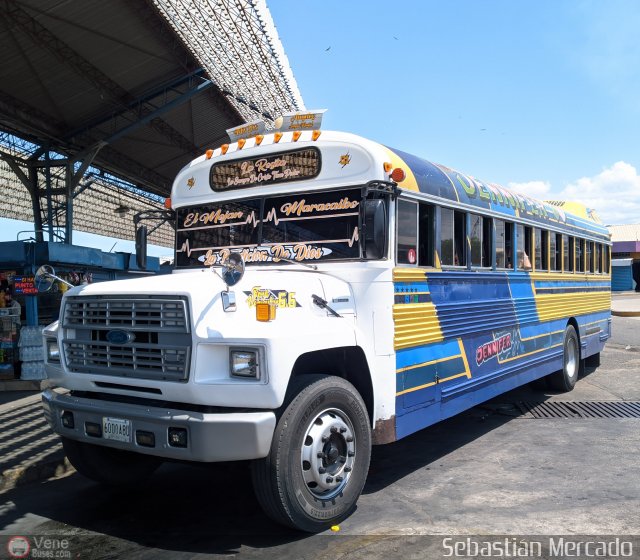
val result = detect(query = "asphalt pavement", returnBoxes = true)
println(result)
[1,308,639,559]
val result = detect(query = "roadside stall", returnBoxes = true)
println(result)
[0,240,163,385]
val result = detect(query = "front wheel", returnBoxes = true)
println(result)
[251,375,372,532]
[548,325,580,392]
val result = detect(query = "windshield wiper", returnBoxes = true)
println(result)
[312,294,342,318]
[274,257,318,270]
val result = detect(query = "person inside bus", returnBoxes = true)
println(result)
[518,250,532,271]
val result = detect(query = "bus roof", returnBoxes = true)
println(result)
[387,145,610,241]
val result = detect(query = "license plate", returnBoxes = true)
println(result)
[102,417,132,442]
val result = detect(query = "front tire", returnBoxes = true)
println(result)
[251,375,372,532]
[548,325,580,392]
[62,437,161,486]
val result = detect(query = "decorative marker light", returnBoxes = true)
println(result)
[292,131,302,142]
[390,167,406,182]
[220,144,229,155]
[237,138,246,149]
[205,149,214,160]
[274,132,283,143]
[164,197,172,209]
[312,130,321,141]
[255,134,264,145]
[383,162,393,173]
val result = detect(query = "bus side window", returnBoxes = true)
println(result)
[496,220,513,268]
[516,224,532,271]
[586,241,594,273]
[496,220,505,268]
[470,214,491,267]
[576,239,584,272]
[596,243,603,273]
[541,230,550,271]
[397,199,418,265]
[534,228,542,271]
[552,233,562,271]
[441,207,466,266]
[483,217,492,267]
[418,203,434,267]
[563,235,573,272]
[454,210,466,266]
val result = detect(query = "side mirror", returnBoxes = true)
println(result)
[135,225,148,270]
[221,252,245,287]
[35,265,56,293]
[364,199,387,259]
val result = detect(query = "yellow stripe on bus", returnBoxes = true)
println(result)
[393,302,443,349]
[529,272,611,282]
[396,371,469,396]
[393,267,427,282]
[535,292,611,322]
[457,338,472,379]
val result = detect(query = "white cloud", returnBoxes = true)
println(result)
[559,161,640,225]
[508,180,552,199]
[510,162,640,226]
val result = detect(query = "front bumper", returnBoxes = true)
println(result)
[42,389,276,462]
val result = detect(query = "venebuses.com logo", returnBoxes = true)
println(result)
[6,535,72,558]
[7,536,30,559]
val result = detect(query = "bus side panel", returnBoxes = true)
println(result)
[393,269,611,441]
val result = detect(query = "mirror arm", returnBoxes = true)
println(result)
[46,272,74,288]
[133,210,175,228]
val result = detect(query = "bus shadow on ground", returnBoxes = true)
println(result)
[0,378,573,556]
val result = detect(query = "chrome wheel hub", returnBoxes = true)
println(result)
[566,337,578,378]
[301,408,356,499]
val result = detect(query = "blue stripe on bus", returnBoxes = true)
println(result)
[396,339,461,370]
[507,274,539,324]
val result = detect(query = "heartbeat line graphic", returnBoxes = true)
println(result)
[179,226,360,257]
[179,238,194,256]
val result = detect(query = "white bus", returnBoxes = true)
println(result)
[41,114,610,532]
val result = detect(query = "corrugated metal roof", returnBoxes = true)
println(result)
[0,0,303,197]
[0,0,304,244]
[609,224,640,242]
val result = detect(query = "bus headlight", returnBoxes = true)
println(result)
[46,340,60,362]
[230,349,259,379]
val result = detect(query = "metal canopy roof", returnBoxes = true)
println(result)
[0,0,303,228]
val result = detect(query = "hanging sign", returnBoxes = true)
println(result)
[226,119,266,142]
[274,110,326,131]
[14,276,37,295]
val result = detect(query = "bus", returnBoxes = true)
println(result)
[41,114,611,532]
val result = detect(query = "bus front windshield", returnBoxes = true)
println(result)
[175,188,362,268]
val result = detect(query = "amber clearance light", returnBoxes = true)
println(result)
[390,167,406,182]
[256,302,276,322]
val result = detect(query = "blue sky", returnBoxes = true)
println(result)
[2,0,637,253]
[269,0,640,225]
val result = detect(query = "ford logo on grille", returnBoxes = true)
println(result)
[106,329,135,345]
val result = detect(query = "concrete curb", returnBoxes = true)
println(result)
[612,310,640,317]
[0,455,74,494]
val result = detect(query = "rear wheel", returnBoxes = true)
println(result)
[251,375,371,532]
[548,325,580,392]
[62,437,161,486]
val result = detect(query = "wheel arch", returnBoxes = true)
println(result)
[567,317,581,356]
[289,346,374,426]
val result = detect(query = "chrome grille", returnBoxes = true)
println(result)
[62,296,191,382]
[63,297,188,332]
